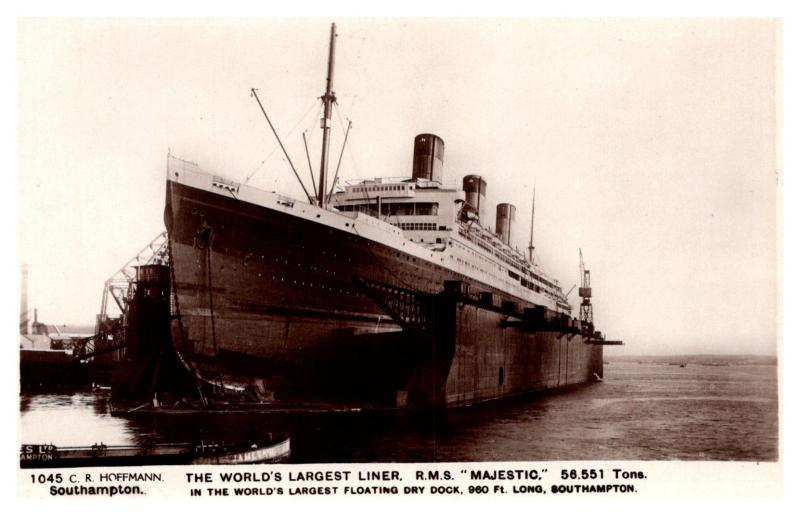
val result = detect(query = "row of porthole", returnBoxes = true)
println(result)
[223,247,502,302]
[192,240,503,303]
[263,275,361,295]
[227,269,371,300]
[193,254,341,279]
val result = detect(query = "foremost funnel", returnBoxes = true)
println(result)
[412,134,444,183]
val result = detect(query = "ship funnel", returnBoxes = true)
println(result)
[495,203,516,245]
[462,175,488,222]
[412,134,444,183]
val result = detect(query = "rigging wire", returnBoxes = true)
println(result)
[297,102,326,198]
[333,102,349,138]
[333,103,363,180]
[250,88,312,202]
[244,98,320,184]
[308,102,324,133]
[302,131,318,199]
[326,118,352,203]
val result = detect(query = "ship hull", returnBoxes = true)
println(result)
[164,179,602,407]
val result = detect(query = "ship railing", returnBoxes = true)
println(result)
[457,225,528,273]
[343,176,410,185]
[456,224,567,299]
[167,154,202,175]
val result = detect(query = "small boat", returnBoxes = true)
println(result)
[192,437,291,465]
[19,434,289,468]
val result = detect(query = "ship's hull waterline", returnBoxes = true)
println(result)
[164,179,603,408]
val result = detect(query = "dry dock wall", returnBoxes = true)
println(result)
[405,297,604,408]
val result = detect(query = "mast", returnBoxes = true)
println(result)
[317,23,338,209]
[527,183,536,263]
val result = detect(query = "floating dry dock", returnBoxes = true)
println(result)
[108,23,623,411]
[110,263,619,411]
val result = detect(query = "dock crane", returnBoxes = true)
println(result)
[579,249,624,346]
[578,248,593,334]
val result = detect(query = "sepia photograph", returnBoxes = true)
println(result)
[14,15,783,499]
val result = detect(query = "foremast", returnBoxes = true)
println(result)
[317,23,338,209]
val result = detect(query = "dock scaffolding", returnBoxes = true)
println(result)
[99,231,169,319]
[72,231,169,363]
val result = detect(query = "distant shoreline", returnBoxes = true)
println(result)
[605,354,777,365]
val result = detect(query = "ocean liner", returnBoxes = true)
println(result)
[163,24,614,408]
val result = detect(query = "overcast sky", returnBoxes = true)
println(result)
[16,18,778,355]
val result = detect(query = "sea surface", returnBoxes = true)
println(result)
[19,362,779,462]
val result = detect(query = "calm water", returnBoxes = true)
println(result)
[19,362,778,462]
